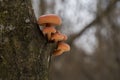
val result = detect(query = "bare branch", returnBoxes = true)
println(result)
[68,0,118,45]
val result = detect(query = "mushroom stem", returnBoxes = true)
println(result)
[42,26,56,40]
[47,33,51,40]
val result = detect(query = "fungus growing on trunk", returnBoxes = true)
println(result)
[38,14,62,40]
[53,42,70,56]
[51,31,67,42]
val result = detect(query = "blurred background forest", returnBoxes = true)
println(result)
[32,0,120,80]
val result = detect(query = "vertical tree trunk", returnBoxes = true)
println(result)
[0,0,56,80]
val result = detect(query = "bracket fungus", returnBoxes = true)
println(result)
[53,42,70,56]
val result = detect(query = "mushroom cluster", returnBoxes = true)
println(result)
[38,14,70,56]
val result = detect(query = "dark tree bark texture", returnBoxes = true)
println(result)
[0,0,56,80]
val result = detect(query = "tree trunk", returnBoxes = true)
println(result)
[0,0,56,80]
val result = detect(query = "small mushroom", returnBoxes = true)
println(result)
[38,14,62,40]
[43,26,56,40]
[53,42,70,56]
[38,14,62,26]
[51,31,67,42]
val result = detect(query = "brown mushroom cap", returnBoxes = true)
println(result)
[57,42,70,52]
[53,42,70,56]
[43,26,56,34]
[53,49,63,56]
[51,31,68,42]
[38,14,62,26]
[51,32,64,42]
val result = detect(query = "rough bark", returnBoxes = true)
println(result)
[0,0,56,80]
